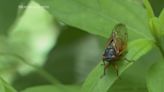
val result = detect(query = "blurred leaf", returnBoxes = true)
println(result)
[21,85,80,92]
[0,0,20,34]
[143,0,155,19]
[0,77,17,92]
[9,1,58,75]
[149,0,164,16]
[18,0,31,16]
[44,26,101,84]
[12,26,100,90]
[0,36,20,81]
[0,1,58,85]
[147,59,164,92]
[149,17,161,39]
[159,9,164,34]
[35,0,152,40]
[82,39,153,92]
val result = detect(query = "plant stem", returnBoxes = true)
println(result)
[0,52,60,85]
[149,18,164,58]
[23,60,61,85]
[156,41,164,58]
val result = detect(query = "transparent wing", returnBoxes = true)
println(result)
[112,23,128,54]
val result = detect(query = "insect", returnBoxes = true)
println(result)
[101,23,128,78]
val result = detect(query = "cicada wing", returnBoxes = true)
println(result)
[104,33,113,48]
[112,23,128,54]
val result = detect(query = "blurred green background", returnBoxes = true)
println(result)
[0,0,163,92]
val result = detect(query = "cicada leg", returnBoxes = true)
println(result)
[100,60,105,69]
[123,57,134,63]
[101,60,105,66]
[100,62,110,78]
[112,63,119,77]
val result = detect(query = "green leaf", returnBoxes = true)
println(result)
[0,1,59,86]
[35,0,152,40]
[21,85,80,92]
[143,0,155,19]
[18,0,31,16]
[148,9,164,37]
[43,26,101,83]
[0,77,17,92]
[159,9,164,34]
[149,0,164,16]
[149,17,161,39]
[0,0,20,34]
[108,48,161,92]
[147,59,164,92]
[82,39,153,92]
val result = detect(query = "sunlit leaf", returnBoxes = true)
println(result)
[9,1,57,75]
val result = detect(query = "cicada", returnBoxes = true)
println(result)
[101,23,128,77]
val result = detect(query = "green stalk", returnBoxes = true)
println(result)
[156,43,164,58]
[0,52,60,85]
[149,18,164,58]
